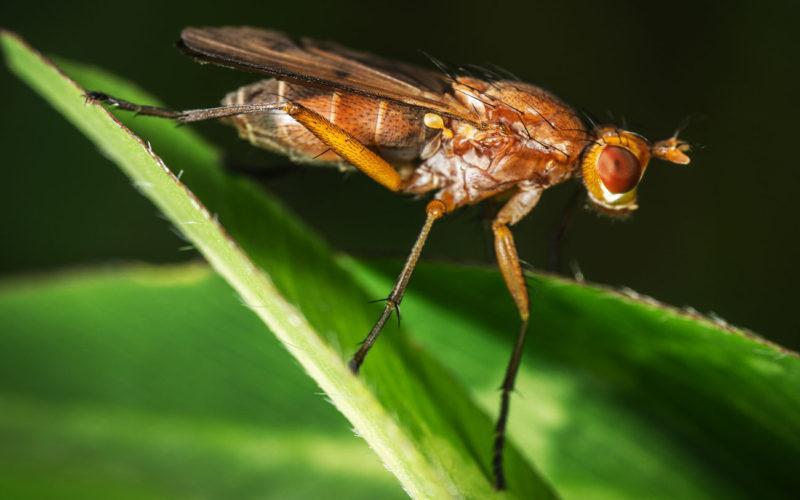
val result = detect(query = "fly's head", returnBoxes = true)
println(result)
[580,127,690,215]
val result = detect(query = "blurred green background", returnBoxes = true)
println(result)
[2,0,798,352]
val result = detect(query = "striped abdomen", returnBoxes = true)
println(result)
[222,80,434,167]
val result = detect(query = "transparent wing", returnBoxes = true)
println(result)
[179,26,476,123]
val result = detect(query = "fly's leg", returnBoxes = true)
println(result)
[86,92,290,122]
[279,104,449,370]
[491,184,542,490]
[280,103,449,370]
[350,199,446,372]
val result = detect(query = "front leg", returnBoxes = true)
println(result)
[491,183,542,489]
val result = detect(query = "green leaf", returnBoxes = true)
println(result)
[1,30,553,499]
[0,264,406,499]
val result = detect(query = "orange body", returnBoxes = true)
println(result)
[92,26,692,490]
[225,76,589,213]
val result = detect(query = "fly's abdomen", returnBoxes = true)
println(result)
[223,80,430,166]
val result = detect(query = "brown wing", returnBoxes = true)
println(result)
[178,26,476,123]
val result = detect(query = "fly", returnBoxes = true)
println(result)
[87,26,691,490]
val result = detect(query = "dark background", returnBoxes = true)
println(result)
[2,1,798,349]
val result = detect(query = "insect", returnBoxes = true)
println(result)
[87,26,691,490]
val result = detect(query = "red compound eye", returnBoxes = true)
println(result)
[597,145,642,194]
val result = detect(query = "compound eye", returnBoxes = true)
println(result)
[597,145,642,193]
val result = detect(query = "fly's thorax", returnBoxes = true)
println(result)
[405,117,577,210]
[221,79,432,165]
[445,78,589,185]
[451,78,587,155]
[403,77,593,210]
